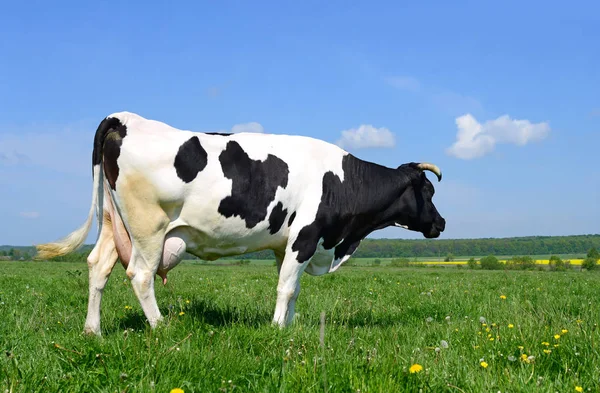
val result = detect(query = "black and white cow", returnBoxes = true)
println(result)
[36,112,446,335]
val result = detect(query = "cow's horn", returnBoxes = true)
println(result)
[417,163,442,182]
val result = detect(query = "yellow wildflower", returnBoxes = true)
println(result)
[170,389,185,393]
[562,329,568,334]
[543,349,551,354]
[489,337,494,341]
[521,354,528,361]
[500,295,506,300]
[179,311,185,316]
[575,387,583,392]
[480,361,488,368]
[409,364,423,373]
[542,342,550,346]
[554,334,561,340]
[518,346,524,350]
[508,324,514,328]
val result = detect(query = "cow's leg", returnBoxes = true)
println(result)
[272,252,307,327]
[84,209,119,336]
[115,172,170,329]
[126,232,167,329]
[274,250,284,275]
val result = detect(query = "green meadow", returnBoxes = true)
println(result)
[1,261,599,392]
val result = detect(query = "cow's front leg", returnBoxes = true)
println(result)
[273,252,306,327]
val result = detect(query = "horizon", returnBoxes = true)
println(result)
[1,1,598,245]
[3,233,600,248]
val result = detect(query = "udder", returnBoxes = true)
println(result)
[108,199,186,285]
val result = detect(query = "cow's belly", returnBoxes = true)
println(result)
[165,225,287,261]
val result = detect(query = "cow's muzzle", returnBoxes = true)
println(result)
[424,217,446,239]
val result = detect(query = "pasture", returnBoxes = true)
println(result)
[1,261,599,392]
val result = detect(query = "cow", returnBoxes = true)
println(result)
[35,111,446,335]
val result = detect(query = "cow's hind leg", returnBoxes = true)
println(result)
[272,250,307,327]
[126,231,167,329]
[84,209,119,336]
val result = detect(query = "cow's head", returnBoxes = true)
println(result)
[389,162,446,239]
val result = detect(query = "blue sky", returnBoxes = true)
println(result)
[1,0,599,246]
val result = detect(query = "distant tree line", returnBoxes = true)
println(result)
[2,234,599,262]
[467,248,600,272]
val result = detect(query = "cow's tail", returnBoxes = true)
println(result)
[35,166,101,260]
[35,117,115,260]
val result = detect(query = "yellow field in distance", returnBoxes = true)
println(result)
[419,259,584,265]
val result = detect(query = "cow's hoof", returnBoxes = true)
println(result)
[83,326,101,337]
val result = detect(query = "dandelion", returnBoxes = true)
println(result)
[576,319,583,324]
[170,389,184,393]
[521,354,528,362]
[575,387,583,392]
[480,361,488,368]
[518,346,524,350]
[508,355,517,362]
[543,349,551,354]
[562,329,568,334]
[440,340,449,349]
[479,317,487,324]
[500,295,506,300]
[185,299,190,304]
[409,364,423,373]
[179,311,185,316]
[425,317,433,323]
[554,334,561,340]
[489,337,494,341]
[508,324,514,329]
[542,342,550,346]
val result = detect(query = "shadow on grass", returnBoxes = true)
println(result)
[109,299,273,334]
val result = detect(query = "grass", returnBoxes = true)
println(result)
[1,261,599,392]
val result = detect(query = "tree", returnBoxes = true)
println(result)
[480,255,502,270]
[444,253,454,262]
[582,257,597,271]
[467,257,478,269]
[587,248,600,260]
[549,255,565,272]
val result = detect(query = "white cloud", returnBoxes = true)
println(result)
[447,114,550,160]
[230,122,264,134]
[336,125,396,150]
[20,211,40,219]
[385,76,421,92]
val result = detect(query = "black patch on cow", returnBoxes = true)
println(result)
[174,136,208,183]
[292,154,401,263]
[288,211,296,227]
[205,132,232,136]
[91,117,127,190]
[268,202,288,234]
[218,141,289,228]
[334,239,361,261]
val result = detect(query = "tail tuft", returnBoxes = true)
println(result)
[34,165,101,260]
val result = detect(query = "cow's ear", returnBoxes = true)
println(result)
[397,162,420,170]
